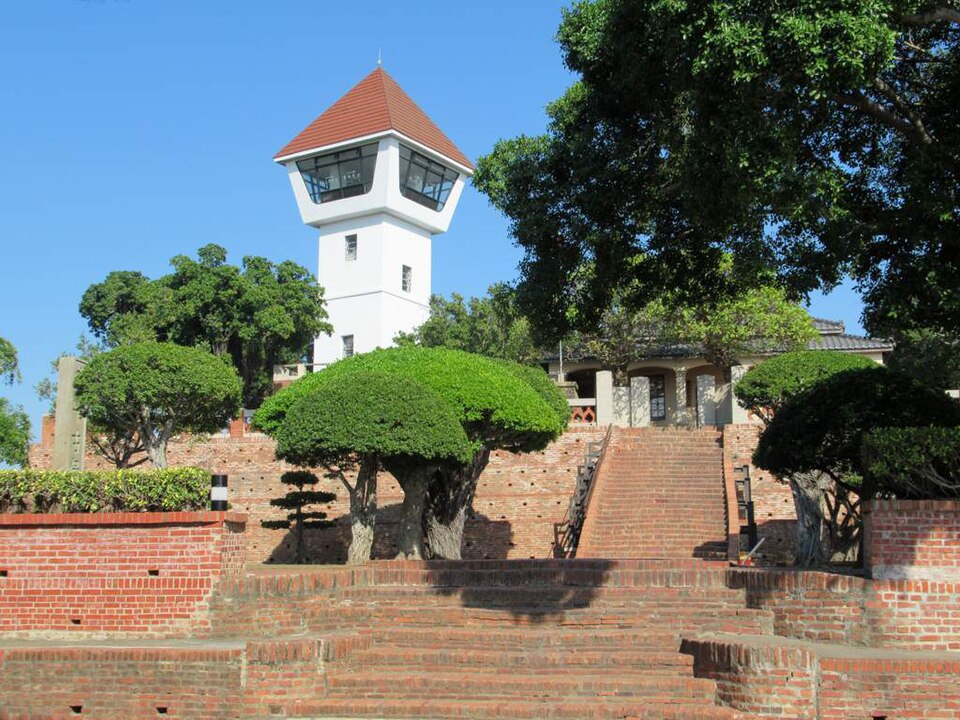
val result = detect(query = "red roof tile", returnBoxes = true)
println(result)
[274,68,473,170]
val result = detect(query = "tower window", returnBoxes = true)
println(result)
[401,265,412,293]
[342,335,354,358]
[398,145,458,211]
[297,143,378,204]
[345,234,357,261]
[649,375,666,421]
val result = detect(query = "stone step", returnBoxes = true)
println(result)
[367,626,692,650]
[285,697,739,719]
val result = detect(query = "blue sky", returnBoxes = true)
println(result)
[0,0,864,437]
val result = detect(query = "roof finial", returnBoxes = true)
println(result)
[377,47,382,67]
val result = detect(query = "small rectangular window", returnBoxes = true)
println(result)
[345,234,357,261]
[649,375,666,421]
[342,334,354,358]
[401,265,412,293]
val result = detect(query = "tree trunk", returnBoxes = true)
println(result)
[423,448,490,560]
[146,440,168,469]
[346,453,378,565]
[395,467,430,560]
[789,471,830,567]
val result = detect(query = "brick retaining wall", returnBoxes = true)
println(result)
[865,499,960,582]
[0,511,246,637]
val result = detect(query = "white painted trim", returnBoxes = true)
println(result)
[275,129,474,176]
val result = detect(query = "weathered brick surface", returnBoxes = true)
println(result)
[30,425,605,564]
[578,427,728,559]
[865,499,960,582]
[722,423,796,564]
[0,512,246,637]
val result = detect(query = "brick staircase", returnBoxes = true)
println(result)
[577,428,729,560]
[208,559,772,718]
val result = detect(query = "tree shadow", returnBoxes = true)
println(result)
[424,558,616,622]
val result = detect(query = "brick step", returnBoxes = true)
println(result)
[349,646,698,671]
[367,626,694,650]
[284,697,739,719]
[325,669,719,700]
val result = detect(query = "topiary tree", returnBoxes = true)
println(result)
[257,346,567,559]
[261,471,336,564]
[734,350,883,566]
[74,342,242,468]
[755,366,960,563]
[272,371,473,564]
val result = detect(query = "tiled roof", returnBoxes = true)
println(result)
[811,317,845,334]
[809,333,893,352]
[274,68,473,170]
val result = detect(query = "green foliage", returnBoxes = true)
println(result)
[0,398,30,468]
[80,244,332,407]
[493,359,570,432]
[735,350,878,421]
[475,0,960,341]
[885,328,960,390]
[396,283,539,364]
[754,366,960,492]
[273,371,474,468]
[74,342,242,467]
[257,346,565,452]
[34,335,104,414]
[0,467,210,513]
[863,426,960,499]
[261,471,336,564]
[0,337,20,385]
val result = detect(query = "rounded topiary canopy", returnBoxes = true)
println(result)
[273,371,474,468]
[734,350,877,414]
[257,346,565,451]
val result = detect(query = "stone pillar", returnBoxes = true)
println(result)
[672,365,689,426]
[696,374,717,426]
[595,370,614,426]
[630,375,651,427]
[729,364,751,424]
[52,356,87,471]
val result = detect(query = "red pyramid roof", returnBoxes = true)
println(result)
[274,68,473,170]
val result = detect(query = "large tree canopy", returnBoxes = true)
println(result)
[474,0,960,342]
[74,342,242,468]
[0,337,29,467]
[80,244,332,407]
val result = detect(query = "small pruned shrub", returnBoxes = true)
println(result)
[0,467,211,514]
[863,426,960,499]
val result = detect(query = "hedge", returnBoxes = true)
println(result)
[863,426,960,499]
[0,467,211,514]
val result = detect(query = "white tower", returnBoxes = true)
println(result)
[274,68,474,365]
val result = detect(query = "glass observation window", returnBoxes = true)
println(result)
[342,334,354,358]
[345,234,357,261]
[649,375,666,421]
[398,144,458,211]
[297,143,378,204]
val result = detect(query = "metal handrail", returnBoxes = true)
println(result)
[553,425,614,558]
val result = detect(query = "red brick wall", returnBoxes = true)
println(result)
[722,423,797,564]
[728,568,960,651]
[0,646,244,719]
[684,636,960,720]
[864,499,960,582]
[0,511,246,637]
[30,425,605,565]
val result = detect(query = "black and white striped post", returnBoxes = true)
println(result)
[210,474,228,511]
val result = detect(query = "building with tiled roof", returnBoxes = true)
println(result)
[274,67,473,367]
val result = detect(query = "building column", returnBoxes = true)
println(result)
[696,374,718,427]
[595,370,614,426]
[729,364,751,424]
[630,375,651,427]
[673,365,689,426]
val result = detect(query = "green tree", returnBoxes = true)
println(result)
[396,283,540,364]
[1,337,20,385]
[257,346,568,559]
[261,471,337,564]
[474,0,960,343]
[272,371,473,564]
[74,342,242,468]
[80,244,332,407]
[0,337,29,468]
[885,328,960,390]
[753,364,960,563]
[735,350,881,564]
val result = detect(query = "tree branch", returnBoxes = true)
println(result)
[871,77,935,144]
[900,7,960,26]
[838,89,934,145]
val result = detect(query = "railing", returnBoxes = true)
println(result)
[553,425,613,558]
[735,465,758,555]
